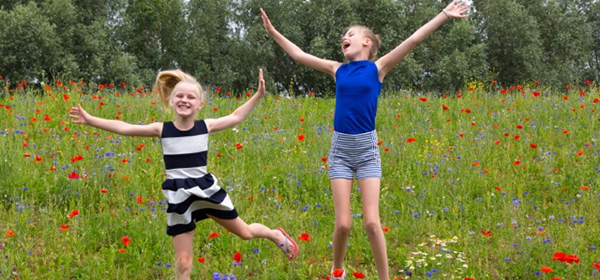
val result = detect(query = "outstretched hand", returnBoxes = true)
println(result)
[69,104,91,125]
[444,1,470,18]
[260,8,276,35]
[256,68,265,96]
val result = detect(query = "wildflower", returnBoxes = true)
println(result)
[332,269,345,277]
[299,233,311,242]
[198,257,205,263]
[540,266,553,273]
[298,134,305,141]
[233,251,242,263]
[6,230,15,237]
[352,271,365,278]
[121,236,131,246]
[68,210,80,218]
[208,232,220,239]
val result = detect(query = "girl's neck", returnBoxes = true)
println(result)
[346,52,370,62]
[173,116,196,131]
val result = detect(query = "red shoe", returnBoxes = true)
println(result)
[276,228,298,260]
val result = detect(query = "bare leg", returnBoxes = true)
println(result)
[330,178,353,271]
[358,178,389,280]
[172,231,195,280]
[208,215,297,259]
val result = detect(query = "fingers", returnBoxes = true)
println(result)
[260,8,273,29]
[257,68,265,94]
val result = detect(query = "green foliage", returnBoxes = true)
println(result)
[0,0,599,93]
[1,81,600,279]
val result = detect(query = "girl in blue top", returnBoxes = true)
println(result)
[261,2,468,279]
[69,69,298,280]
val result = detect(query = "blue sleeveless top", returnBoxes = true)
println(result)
[334,60,382,134]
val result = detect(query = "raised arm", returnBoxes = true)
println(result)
[69,104,162,137]
[205,69,266,133]
[261,8,341,76]
[376,1,469,80]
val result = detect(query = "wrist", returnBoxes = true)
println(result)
[442,9,450,19]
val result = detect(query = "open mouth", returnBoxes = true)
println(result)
[342,41,350,51]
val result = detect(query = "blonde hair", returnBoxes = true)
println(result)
[154,70,203,110]
[344,25,381,60]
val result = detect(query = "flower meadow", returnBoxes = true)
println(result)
[1,79,600,280]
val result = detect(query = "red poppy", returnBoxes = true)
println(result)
[233,251,242,263]
[60,224,69,230]
[352,271,365,278]
[299,233,311,242]
[5,230,15,237]
[68,171,80,179]
[121,236,132,246]
[576,151,584,156]
[332,269,344,277]
[494,186,501,192]
[298,134,305,141]
[442,104,449,110]
[516,125,523,129]
[530,144,537,149]
[208,232,220,239]
[321,157,328,162]
[407,138,415,143]
[101,188,108,193]
[68,209,79,218]
[299,118,305,123]
[513,135,520,140]
[235,143,243,149]
[562,130,569,134]
[592,262,600,271]
[136,196,143,204]
[481,229,492,237]
[198,257,205,263]
[382,226,390,232]
[513,160,521,166]
[533,91,541,97]
[418,97,427,102]
[540,266,553,273]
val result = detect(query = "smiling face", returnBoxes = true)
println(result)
[170,81,203,119]
[341,26,370,61]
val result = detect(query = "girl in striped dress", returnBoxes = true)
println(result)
[69,69,298,280]
[261,2,468,279]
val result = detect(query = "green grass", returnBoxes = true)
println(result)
[1,82,599,279]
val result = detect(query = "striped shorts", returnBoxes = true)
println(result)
[328,130,382,180]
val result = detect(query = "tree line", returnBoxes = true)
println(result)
[0,0,598,95]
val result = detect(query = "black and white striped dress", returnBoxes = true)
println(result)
[161,120,238,236]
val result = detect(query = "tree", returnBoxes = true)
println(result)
[518,0,594,86]
[473,0,544,86]
[0,2,74,82]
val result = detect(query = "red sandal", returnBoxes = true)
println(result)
[276,227,298,260]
